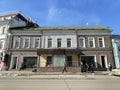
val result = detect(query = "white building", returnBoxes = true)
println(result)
[0,11,38,62]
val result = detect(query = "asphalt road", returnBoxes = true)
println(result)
[0,77,120,90]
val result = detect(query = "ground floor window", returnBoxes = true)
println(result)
[81,56,95,66]
[10,56,18,69]
[53,55,65,67]
[23,57,37,68]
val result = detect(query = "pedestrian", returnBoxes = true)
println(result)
[80,62,84,73]
[108,63,112,72]
[62,63,68,74]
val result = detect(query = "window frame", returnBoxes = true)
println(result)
[57,38,62,48]
[24,37,30,48]
[88,37,95,48]
[98,37,105,48]
[79,37,85,48]
[13,37,20,48]
[47,38,52,48]
[67,38,71,48]
[34,37,40,48]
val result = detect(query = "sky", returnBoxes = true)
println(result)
[0,0,120,34]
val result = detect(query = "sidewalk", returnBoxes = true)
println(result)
[0,70,117,79]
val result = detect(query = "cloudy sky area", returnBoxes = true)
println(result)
[0,0,120,34]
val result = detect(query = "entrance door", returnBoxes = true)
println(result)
[101,56,107,68]
[11,56,18,69]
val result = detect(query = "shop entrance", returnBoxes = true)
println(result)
[23,57,37,68]
[81,56,95,66]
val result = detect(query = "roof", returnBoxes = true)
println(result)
[39,26,110,30]
[0,11,39,27]
[10,26,111,31]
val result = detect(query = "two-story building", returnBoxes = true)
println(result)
[8,26,114,71]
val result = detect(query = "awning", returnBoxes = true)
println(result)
[37,49,82,55]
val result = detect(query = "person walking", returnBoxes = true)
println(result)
[62,63,68,74]
[108,63,112,72]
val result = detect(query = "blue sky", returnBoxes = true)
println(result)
[0,0,120,34]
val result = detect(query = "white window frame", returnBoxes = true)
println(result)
[88,37,95,48]
[98,37,105,48]
[47,38,52,48]
[57,38,62,48]
[34,37,40,48]
[13,37,20,48]
[79,37,85,48]
[67,38,72,48]
[24,37,30,48]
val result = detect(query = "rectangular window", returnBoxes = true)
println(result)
[24,37,30,48]
[48,38,52,48]
[57,38,61,48]
[34,37,40,48]
[88,37,95,48]
[1,27,6,34]
[67,38,71,47]
[98,37,105,48]
[0,40,3,50]
[14,37,20,48]
[79,37,85,48]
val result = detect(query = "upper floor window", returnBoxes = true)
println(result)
[34,37,40,48]
[67,38,71,47]
[48,38,52,48]
[0,40,4,50]
[98,37,105,48]
[13,37,20,48]
[57,38,61,48]
[0,27,6,34]
[79,37,85,48]
[88,37,95,48]
[24,37,30,48]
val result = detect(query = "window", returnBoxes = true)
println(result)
[14,37,20,48]
[67,38,71,47]
[24,37,30,48]
[48,38,52,48]
[46,56,52,67]
[57,38,61,48]
[0,40,3,50]
[1,27,6,34]
[79,37,85,48]
[98,37,105,48]
[34,37,40,48]
[88,37,95,48]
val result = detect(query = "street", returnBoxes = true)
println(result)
[0,76,120,90]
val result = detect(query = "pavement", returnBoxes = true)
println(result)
[0,70,119,79]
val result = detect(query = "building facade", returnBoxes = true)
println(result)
[112,35,120,68]
[8,28,41,70]
[8,26,114,71]
[0,11,38,68]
